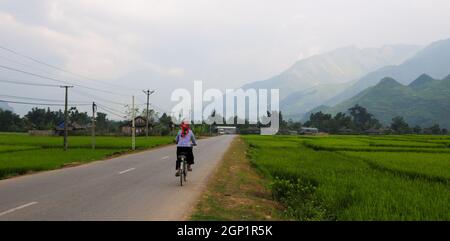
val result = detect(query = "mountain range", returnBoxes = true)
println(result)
[313,74,450,128]
[242,44,421,118]
[324,38,450,107]
[241,37,450,128]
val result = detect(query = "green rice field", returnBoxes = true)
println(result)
[0,133,173,179]
[242,135,450,220]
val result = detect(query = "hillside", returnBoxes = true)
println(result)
[313,74,450,128]
[325,38,450,106]
[241,45,420,117]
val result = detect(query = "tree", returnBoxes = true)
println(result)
[0,109,23,132]
[95,112,108,132]
[348,105,381,131]
[304,112,332,131]
[427,124,442,135]
[390,116,410,134]
[412,125,422,134]
[141,108,158,124]
[287,119,302,131]
[68,107,90,125]
[125,105,139,120]
[331,112,352,133]
[157,113,174,135]
[304,111,353,133]
[24,107,63,130]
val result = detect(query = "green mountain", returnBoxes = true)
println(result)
[314,74,450,128]
[241,45,421,117]
[325,38,450,106]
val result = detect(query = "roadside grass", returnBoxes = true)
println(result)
[0,134,173,179]
[242,135,450,220]
[0,148,117,178]
[190,136,285,221]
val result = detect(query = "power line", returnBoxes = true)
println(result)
[0,64,70,84]
[72,88,127,106]
[0,78,130,109]
[151,103,172,115]
[135,95,171,114]
[0,94,89,104]
[0,99,90,107]
[0,44,141,92]
[96,103,127,116]
[0,53,65,78]
[0,64,129,97]
[0,78,60,87]
[97,105,126,119]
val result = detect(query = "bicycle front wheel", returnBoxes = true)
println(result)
[180,161,184,186]
[183,161,187,182]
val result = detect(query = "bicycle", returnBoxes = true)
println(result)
[176,144,196,186]
[178,152,188,186]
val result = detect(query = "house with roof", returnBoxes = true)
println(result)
[120,116,149,136]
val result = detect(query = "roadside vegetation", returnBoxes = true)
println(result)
[242,135,450,220]
[191,137,285,220]
[0,133,173,179]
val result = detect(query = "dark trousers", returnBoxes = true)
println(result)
[176,146,194,170]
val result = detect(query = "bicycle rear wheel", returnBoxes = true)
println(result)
[183,161,187,182]
[180,160,184,186]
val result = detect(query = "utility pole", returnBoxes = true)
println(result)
[92,102,96,150]
[61,85,73,151]
[132,95,136,151]
[142,90,155,137]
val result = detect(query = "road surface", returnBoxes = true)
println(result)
[0,135,235,220]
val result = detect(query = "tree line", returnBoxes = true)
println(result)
[0,107,177,135]
[296,104,448,135]
[1,104,448,135]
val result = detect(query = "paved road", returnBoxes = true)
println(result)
[0,135,235,220]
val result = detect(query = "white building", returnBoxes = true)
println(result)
[215,126,237,135]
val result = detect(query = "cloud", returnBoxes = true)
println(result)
[1,0,450,116]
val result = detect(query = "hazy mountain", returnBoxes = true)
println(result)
[325,38,450,106]
[0,102,13,111]
[242,44,421,118]
[313,74,450,128]
[280,81,355,117]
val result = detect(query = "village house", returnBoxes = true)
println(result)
[298,127,319,135]
[54,121,88,136]
[121,116,149,136]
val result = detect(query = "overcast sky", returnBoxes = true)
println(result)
[1,0,450,117]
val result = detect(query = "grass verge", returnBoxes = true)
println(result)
[190,136,286,220]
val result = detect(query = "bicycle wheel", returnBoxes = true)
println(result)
[183,160,187,182]
[180,159,184,186]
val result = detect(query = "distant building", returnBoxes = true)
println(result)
[215,126,237,135]
[28,130,56,136]
[338,128,354,135]
[238,127,260,135]
[298,127,319,135]
[55,121,88,135]
[121,116,149,136]
[364,128,386,135]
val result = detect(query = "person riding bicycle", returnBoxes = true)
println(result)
[175,121,197,177]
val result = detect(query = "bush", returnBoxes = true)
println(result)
[270,177,329,220]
